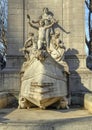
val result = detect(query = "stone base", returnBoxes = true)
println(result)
[0,92,17,108]
[68,69,92,105]
[84,93,92,113]
[0,108,92,130]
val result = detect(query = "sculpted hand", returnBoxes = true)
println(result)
[32,20,35,23]
[27,14,30,22]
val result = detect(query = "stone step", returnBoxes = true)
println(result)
[0,108,92,130]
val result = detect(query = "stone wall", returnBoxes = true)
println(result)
[63,0,92,104]
[0,0,24,92]
[8,0,24,55]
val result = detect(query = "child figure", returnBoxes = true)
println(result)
[51,30,65,50]
[31,7,56,49]
[27,15,57,50]
[20,32,34,60]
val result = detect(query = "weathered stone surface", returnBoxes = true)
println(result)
[8,0,24,55]
[84,93,92,113]
[20,52,67,108]
[0,70,20,92]
[0,92,16,108]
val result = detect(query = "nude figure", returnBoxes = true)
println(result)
[27,15,57,50]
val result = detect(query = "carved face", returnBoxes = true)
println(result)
[28,32,34,38]
[55,31,60,38]
[39,20,45,26]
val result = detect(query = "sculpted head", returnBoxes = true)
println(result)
[28,32,34,37]
[55,30,60,38]
[43,7,49,14]
[39,20,45,26]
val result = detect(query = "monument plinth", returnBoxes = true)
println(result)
[19,8,69,109]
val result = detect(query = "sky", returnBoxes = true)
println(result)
[85,0,92,55]
[85,0,90,55]
[0,0,8,29]
[85,0,90,40]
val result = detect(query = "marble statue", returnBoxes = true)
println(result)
[32,7,55,49]
[19,8,69,109]
[20,32,35,60]
[50,30,69,73]
[27,14,57,50]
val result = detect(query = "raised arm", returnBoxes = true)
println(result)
[28,21,39,30]
[24,37,32,46]
[32,15,42,24]
[27,14,39,30]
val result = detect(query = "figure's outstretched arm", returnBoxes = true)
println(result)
[85,0,90,10]
[28,21,39,30]
[32,15,42,24]
[32,20,39,24]
[45,20,58,29]
[27,14,39,30]
[57,24,70,34]
[24,37,32,46]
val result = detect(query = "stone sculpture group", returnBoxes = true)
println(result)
[18,8,69,109]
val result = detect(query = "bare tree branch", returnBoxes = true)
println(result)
[85,0,90,10]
